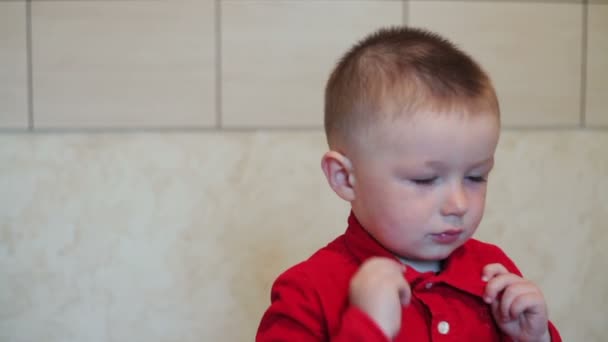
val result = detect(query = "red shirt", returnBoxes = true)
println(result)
[257,213,561,341]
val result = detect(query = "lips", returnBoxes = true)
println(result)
[436,229,463,235]
[430,229,463,244]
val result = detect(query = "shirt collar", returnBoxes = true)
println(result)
[343,211,487,298]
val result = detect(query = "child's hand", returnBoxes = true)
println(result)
[483,263,551,342]
[349,257,411,339]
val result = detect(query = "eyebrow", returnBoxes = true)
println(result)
[424,157,494,169]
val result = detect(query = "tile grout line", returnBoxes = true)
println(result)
[403,0,409,27]
[580,0,588,129]
[215,0,222,129]
[1,124,607,135]
[26,0,33,131]
[5,0,600,134]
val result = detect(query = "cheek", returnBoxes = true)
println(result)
[387,194,436,226]
[375,188,426,218]
[467,186,488,212]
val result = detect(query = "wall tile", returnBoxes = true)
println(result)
[0,130,607,341]
[221,0,402,128]
[31,0,216,129]
[586,4,608,127]
[478,130,608,341]
[409,1,583,127]
[0,1,28,129]
[0,131,348,341]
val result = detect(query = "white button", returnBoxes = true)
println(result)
[437,321,450,335]
[425,282,433,289]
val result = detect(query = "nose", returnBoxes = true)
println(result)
[441,182,468,217]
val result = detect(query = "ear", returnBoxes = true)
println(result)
[321,151,356,202]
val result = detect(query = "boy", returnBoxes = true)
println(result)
[256,27,561,341]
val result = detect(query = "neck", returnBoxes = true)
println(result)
[398,257,441,273]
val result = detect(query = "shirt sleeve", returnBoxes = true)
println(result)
[256,266,390,342]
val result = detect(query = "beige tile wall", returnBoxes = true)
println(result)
[0,0,604,129]
[1,131,607,342]
[409,1,583,127]
[0,1,607,342]
[0,1,28,129]
[221,0,402,128]
[587,3,608,127]
[31,0,216,129]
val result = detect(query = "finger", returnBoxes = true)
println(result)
[375,257,406,273]
[380,261,407,279]
[482,263,509,282]
[509,292,547,318]
[490,298,503,322]
[484,273,524,304]
[499,282,538,321]
[362,257,405,276]
[390,260,407,274]
[370,260,410,305]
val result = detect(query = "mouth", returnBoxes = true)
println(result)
[430,229,463,244]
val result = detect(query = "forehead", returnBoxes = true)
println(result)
[353,114,500,166]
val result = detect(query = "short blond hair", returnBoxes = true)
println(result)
[324,26,499,149]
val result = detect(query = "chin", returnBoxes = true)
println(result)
[424,246,459,260]
[391,242,463,261]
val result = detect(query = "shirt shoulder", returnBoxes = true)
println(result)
[259,234,363,340]
[460,238,522,275]
[276,233,359,288]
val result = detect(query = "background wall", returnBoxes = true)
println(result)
[0,1,606,341]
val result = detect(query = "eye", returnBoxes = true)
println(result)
[411,177,438,185]
[467,175,487,183]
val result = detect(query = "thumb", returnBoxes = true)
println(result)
[398,280,411,306]
[400,290,411,306]
[490,297,506,323]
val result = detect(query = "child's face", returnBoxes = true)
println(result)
[350,113,500,261]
